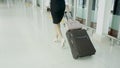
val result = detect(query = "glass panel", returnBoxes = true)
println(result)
[0,0,5,3]
[89,0,98,29]
[37,0,41,7]
[69,0,74,17]
[25,0,33,7]
[76,0,87,24]
[0,0,6,5]
[3,0,26,7]
[108,15,120,38]
[108,0,120,38]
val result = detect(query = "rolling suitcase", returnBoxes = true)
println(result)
[66,29,96,59]
[65,12,96,59]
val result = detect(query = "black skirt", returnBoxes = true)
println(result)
[50,0,65,24]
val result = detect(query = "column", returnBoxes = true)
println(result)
[118,22,120,39]
[94,0,113,41]
[32,0,37,7]
[73,0,77,20]
[7,0,10,8]
[41,0,44,12]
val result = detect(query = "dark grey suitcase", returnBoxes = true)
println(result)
[66,29,96,59]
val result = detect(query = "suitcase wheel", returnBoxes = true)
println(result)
[73,55,79,59]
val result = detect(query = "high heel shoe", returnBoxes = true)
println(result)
[61,38,65,47]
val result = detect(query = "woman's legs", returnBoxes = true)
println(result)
[55,24,62,39]
[54,23,65,47]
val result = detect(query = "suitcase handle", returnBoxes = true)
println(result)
[76,35,89,39]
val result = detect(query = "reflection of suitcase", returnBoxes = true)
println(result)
[66,29,96,59]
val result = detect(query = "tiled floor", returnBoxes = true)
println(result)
[0,6,120,68]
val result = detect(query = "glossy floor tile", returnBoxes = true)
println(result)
[0,6,120,68]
